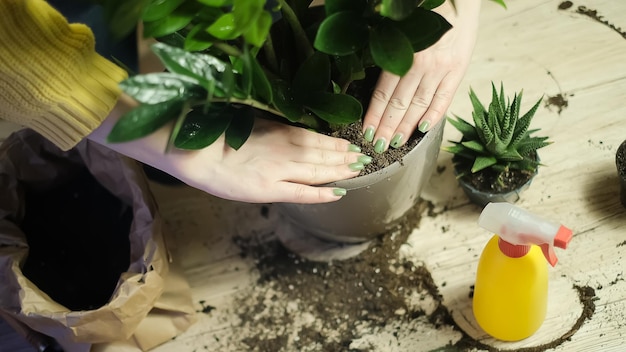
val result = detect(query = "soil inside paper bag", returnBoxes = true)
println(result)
[20,167,133,311]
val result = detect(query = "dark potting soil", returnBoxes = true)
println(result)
[20,167,133,311]
[332,121,424,176]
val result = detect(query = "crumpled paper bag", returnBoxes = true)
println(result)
[0,129,196,352]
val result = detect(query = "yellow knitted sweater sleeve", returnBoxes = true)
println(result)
[0,0,128,151]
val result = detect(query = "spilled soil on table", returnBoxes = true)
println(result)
[216,199,598,352]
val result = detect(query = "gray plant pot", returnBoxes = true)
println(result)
[275,119,445,243]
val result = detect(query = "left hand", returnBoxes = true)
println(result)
[362,0,481,153]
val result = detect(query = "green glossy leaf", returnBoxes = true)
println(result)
[325,0,367,16]
[207,13,241,40]
[197,0,233,5]
[305,92,362,124]
[420,0,445,10]
[142,0,185,22]
[314,11,369,56]
[233,0,264,33]
[369,21,414,76]
[251,56,273,103]
[174,106,232,149]
[395,8,451,52]
[272,79,305,122]
[381,0,417,21]
[334,53,365,87]
[243,10,273,47]
[102,0,150,39]
[225,106,255,150]
[120,72,205,104]
[108,100,184,143]
[184,24,214,52]
[142,2,197,38]
[293,51,330,97]
[151,42,233,95]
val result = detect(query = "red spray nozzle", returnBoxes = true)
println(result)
[479,203,573,267]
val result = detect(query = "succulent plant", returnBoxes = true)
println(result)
[444,82,551,187]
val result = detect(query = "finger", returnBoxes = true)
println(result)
[288,125,357,152]
[371,72,423,152]
[289,146,367,166]
[362,72,400,140]
[272,183,347,204]
[414,73,461,133]
[283,161,362,185]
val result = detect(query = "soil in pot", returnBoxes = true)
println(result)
[453,156,537,195]
[20,167,133,311]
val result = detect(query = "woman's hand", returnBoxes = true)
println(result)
[89,98,368,204]
[362,0,482,153]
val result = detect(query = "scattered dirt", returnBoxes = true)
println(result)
[558,2,626,40]
[616,140,626,207]
[219,200,598,351]
[20,168,133,311]
[544,93,569,115]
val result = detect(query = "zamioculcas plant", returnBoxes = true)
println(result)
[445,82,551,194]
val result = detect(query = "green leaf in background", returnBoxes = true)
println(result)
[489,0,507,9]
[369,21,414,76]
[174,105,232,149]
[314,11,369,56]
[108,100,184,143]
[395,8,451,52]
[293,51,330,97]
[101,0,151,40]
[334,53,365,87]
[197,0,233,6]
[142,0,185,22]
[225,106,255,150]
[305,92,362,124]
[142,2,198,38]
[120,72,205,104]
[184,24,215,52]
[251,56,273,103]
[380,0,417,21]
[420,0,445,10]
[232,0,264,34]
[207,13,241,40]
[243,10,273,47]
[324,0,367,16]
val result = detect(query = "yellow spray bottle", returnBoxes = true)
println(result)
[473,202,573,341]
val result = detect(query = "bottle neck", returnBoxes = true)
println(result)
[498,237,531,258]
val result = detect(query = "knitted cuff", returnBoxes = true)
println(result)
[0,0,128,151]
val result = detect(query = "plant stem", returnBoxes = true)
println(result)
[262,34,279,73]
[214,42,242,57]
[210,97,285,118]
[278,0,314,58]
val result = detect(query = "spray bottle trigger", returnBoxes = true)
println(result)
[540,225,573,267]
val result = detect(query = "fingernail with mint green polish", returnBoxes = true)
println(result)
[364,127,375,143]
[418,120,430,133]
[390,134,403,149]
[349,162,365,171]
[374,138,386,154]
[358,155,372,164]
[333,188,347,196]
[348,144,361,152]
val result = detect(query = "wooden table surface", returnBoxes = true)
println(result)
[2,0,625,351]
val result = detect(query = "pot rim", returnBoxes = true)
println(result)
[325,119,444,190]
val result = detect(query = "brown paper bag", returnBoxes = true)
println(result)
[0,130,196,352]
